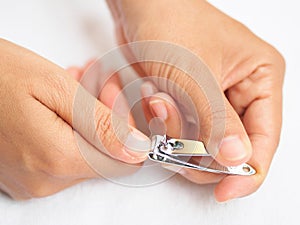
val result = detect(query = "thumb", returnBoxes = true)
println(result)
[216,98,252,166]
[32,69,150,164]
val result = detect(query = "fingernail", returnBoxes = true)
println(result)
[123,129,150,159]
[141,82,155,97]
[149,100,168,121]
[215,197,233,204]
[162,165,186,175]
[214,190,234,204]
[219,136,248,162]
[123,147,148,159]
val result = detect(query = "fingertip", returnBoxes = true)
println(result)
[149,99,168,121]
[149,93,183,137]
[85,59,97,68]
[122,128,151,162]
[66,66,83,81]
[214,174,259,202]
[122,148,149,163]
[149,93,178,119]
[140,81,157,98]
[99,74,136,126]
[82,58,97,73]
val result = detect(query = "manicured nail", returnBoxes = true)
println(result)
[123,147,148,159]
[149,100,168,121]
[219,136,248,162]
[141,82,155,98]
[162,165,186,175]
[215,197,233,204]
[123,129,150,159]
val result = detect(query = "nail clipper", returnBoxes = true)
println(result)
[148,135,256,176]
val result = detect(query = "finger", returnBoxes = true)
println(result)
[82,59,136,126]
[214,61,284,201]
[66,59,96,81]
[215,95,282,202]
[30,61,150,164]
[148,93,182,138]
[68,61,136,130]
[178,168,225,185]
[84,59,97,70]
[214,97,252,166]
[66,66,83,81]
[142,79,252,166]
[141,81,182,137]
[162,164,225,185]
[99,73,135,126]
[141,81,159,123]
[146,64,253,166]
[141,82,226,184]
[149,94,236,184]
[34,106,141,196]
[20,94,142,192]
[166,72,253,166]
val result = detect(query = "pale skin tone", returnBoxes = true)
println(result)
[0,0,284,201]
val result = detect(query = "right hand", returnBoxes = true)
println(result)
[108,0,285,201]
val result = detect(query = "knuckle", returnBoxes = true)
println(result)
[43,161,67,178]
[15,172,77,199]
[94,106,129,158]
[224,107,240,130]
[25,182,54,198]
[40,149,77,178]
[264,46,286,76]
[94,107,113,143]
[21,166,67,198]
[22,148,68,179]
[41,74,71,112]
[20,149,41,174]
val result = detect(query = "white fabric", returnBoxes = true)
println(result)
[0,0,299,224]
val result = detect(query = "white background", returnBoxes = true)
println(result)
[0,0,299,224]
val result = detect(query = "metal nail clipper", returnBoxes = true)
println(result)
[148,135,256,176]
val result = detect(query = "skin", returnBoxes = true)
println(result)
[0,39,148,200]
[108,0,285,201]
[0,0,285,202]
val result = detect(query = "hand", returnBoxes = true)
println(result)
[108,0,285,201]
[0,39,149,200]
